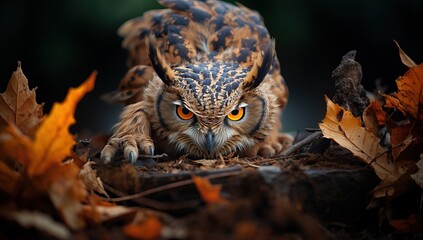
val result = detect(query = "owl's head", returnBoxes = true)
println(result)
[148,37,277,159]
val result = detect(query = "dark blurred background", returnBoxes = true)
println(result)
[1,0,423,135]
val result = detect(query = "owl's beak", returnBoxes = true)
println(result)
[205,130,215,154]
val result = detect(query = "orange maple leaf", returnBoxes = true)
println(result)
[123,215,162,240]
[27,71,96,177]
[0,62,44,136]
[0,71,97,230]
[383,63,423,126]
[192,175,225,204]
[319,96,394,179]
[318,96,417,198]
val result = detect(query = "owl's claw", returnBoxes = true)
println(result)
[101,143,117,164]
[128,151,137,165]
[101,134,154,163]
[149,146,155,159]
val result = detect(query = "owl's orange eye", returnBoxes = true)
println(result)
[227,107,245,121]
[176,106,194,120]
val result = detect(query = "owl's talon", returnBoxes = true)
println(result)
[128,151,136,165]
[278,133,294,150]
[101,144,116,164]
[124,145,139,164]
[149,146,155,159]
[258,144,276,157]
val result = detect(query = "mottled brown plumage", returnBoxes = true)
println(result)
[101,0,291,162]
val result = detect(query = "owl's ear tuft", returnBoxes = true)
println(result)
[243,41,275,90]
[147,35,175,85]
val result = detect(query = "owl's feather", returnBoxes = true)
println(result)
[115,0,287,107]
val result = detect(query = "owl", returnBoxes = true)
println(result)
[101,0,292,163]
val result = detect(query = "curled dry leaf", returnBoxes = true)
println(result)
[0,62,44,136]
[394,40,417,68]
[192,175,226,204]
[79,161,110,198]
[363,100,385,136]
[49,163,88,230]
[387,120,414,161]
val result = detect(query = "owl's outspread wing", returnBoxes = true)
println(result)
[101,0,291,162]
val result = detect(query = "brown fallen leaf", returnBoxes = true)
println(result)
[363,100,385,136]
[0,71,97,230]
[394,40,417,68]
[319,96,394,179]
[79,161,110,198]
[192,175,226,204]
[49,163,88,230]
[371,160,416,198]
[319,96,415,199]
[0,62,44,136]
[387,120,414,161]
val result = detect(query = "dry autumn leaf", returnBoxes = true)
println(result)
[318,96,416,199]
[28,71,97,177]
[192,175,225,204]
[79,161,110,198]
[0,62,44,136]
[123,215,162,240]
[0,71,97,230]
[382,63,423,127]
[387,120,414,161]
[319,96,394,179]
[94,205,136,223]
[394,40,417,68]
[363,100,385,136]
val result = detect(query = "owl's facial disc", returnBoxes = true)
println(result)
[172,100,251,155]
[159,81,265,158]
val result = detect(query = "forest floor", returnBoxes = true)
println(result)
[1,50,423,239]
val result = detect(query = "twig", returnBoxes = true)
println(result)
[138,153,168,159]
[104,184,200,211]
[106,170,242,202]
[281,131,322,156]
